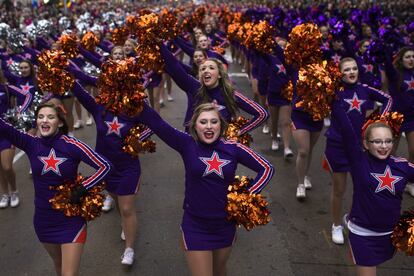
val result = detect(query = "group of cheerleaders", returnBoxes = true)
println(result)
[0,3,413,276]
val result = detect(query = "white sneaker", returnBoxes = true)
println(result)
[29,168,32,175]
[0,194,9,208]
[405,183,414,197]
[296,184,306,199]
[10,191,19,208]
[121,248,134,265]
[332,224,344,245]
[304,176,312,190]
[167,95,174,102]
[271,140,279,151]
[68,132,74,137]
[324,118,331,127]
[277,132,281,140]
[73,120,83,129]
[121,230,126,241]
[86,117,93,126]
[284,148,294,159]
[262,125,270,134]
[102,195,114,212]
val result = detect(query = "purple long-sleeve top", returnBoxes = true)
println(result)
[2,68,37,107]
[72,82,153,168]
[0,84,33,114]
[326,82,392,143]
[354,54,383,89]
[266,54,290,96]
[160,44,268,134]
[331,100,414,232]
[137,103,274,219]
[79,47,104,68]
[0,118,111,210]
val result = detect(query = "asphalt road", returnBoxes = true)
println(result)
[1,57,414,276]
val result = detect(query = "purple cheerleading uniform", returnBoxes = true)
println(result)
[256,51,269,96]
[324,82,392,173]
[73,82,153,195]
[384,54,414,133]
[2,68,37,107]
[0,118,111,244]
[160,44,268,133]
[137,103,274,250]
[0,84,32,150]
[266,54,290,107]
[332,100,414,266]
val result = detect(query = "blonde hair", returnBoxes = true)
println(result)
[188,103,227,141]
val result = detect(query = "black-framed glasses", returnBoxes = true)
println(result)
[368,139,394,146]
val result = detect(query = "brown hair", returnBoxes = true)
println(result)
[339,57,357,71]
[363,121,392,142]
[111,45,126,60]
[188,103,228,141]
[192,48,208,76]
[195,58,238,117]
[35,102,69,135]
[393,47,414,92]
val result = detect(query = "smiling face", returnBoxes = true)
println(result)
[402,50,414,70]
[340,60,359,84]
[194,110,221,144]
[193,50,206,66]
[363,126,393,160]
[199,60,220,88]
[36,107,63,137]
[19,61,32,77]
[123,40,136,55]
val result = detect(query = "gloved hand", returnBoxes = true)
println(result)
[70,185,88,204]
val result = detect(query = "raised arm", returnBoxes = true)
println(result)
[7,85,33,113]
[61,136,111,190]
[174,36,195,58]
[364,84,392,115]
[160,43,200,96]
[234,91,269,135]
[0,117,35,152]
[136,103,192,153]
[79,47,104,68]
[68,63,98,87]
[233,141,274,194]
[72,81,100,115]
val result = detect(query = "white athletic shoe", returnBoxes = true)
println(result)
[277,132,281,140]
[73,120,83,129]
[0,194,9,208]
[324,118,331,127]
[296,184,306,199]
[121,230,126,241]
[262,125,270,134]
[102,195,114,212]
[10,191,20,208]
[304,176,312,190]
[167,95,174,102]
[121,248,134,265]
[271,140,279,151]
[331,224,344,245]
[284,148,294,159]
[86,117,93,126]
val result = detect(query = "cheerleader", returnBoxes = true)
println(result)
[72,81,153,265]
[160,43,268,133]
[0,67,33,208]
[0,102,111,275]
[384,47,414,196]
[325,57,392,244]
[136,102,274,276]
[331,98,412,276]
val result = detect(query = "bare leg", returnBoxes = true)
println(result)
[356,265,376,276]
[279,105,292,149]
[185,250,213,276]
[117,194,138,249]
[1,148,16,191]
[292,129,311,184]
[331,172,347,226]
[212,246,233,276]
[61,243,84,276]
[42,243,62,275]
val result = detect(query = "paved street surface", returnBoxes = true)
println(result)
[1,58,414,276]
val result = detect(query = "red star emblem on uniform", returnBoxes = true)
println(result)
[344,93,366,113]
[199,151,231,178]
[24,53,32,59]
[275,64,286,74]
[6,58,14,66]
[332,53,342,64]
[404,77,414,92]
[105,116,124,136]
[362,64,374,74]
[348,34,356,41]
[322,41,330,50]
[371,165,402,195]
[20,82,33,93]
[38,148,67,176]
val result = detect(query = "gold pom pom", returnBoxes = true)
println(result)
[226,176,271,231]
[49,174,106,221]
[58,33,79,59]
[392,209,414,255]
[122,124,156,157]
[224,116,253,146]
[362,111,404,139]
[81,31,100,52]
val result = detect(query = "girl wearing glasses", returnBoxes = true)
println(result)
[324,57,392,245]
[331,98,413,276]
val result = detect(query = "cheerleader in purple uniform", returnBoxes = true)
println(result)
[383,47,414,196]
[136,102,273,276]
[0,102,111,275]
[331,98,413,276]
[72,80,153,265]
[324,57,392,245]
[160,43,268,134]
[0,68,33,209]
[266,37,293,157]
